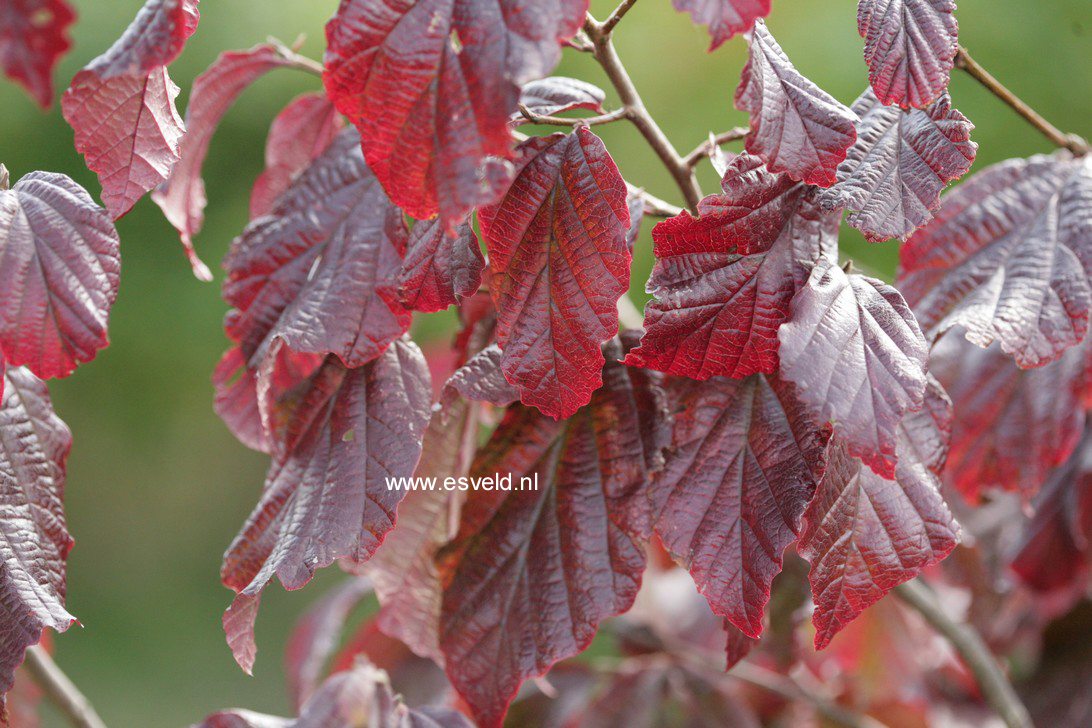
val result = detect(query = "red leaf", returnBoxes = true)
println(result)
[821,88,976,242]
[898,153,1092,368]
[624,156,838,379]
[479,128,631,419]
[152,44,298,280]
[221,340,432,673]
[0,0,74,107]
[223,129,410,376]
[671,0,771,51]
[61,0,200,219]
[648,373,828,637]
[444,344,520,409]
[198,660,473,728]
[283,576,372,710]
[735,20,857,187]
[513,76,605,123]
[323,0,588,227]
[798,378,960,648]
[436,338,667,728]
[858,0,958,109]
[779,258,928,478]
[0,171,121,379]
[249,93,343,220]
[0,367,76,699]
[929,332,1088,500]
[399,218,484,313]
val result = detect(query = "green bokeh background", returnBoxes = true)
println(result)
[0,0,1087,725]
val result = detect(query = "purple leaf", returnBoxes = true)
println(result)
[857,0,958,109]
[479,128,631,419]
[0,171,121,379]
[513,76,605,122]
[444,344,520,408]
[822,88,976,241]
[672,0,772,51]
[779,258,928,478]
[899,153,1092,368]
[0,0,74,108]
[399,219,484,313]
[735,20,857,187]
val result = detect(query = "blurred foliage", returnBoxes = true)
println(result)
[0,0,1087,725]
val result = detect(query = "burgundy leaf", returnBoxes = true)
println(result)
[479,128,631,419]
[929,332,1088,500]
[443,344,520,409]
[725,621,759,669]
[857,0,958,109]
[779,258,928,477]
[61,0,199,219]
[0,367,76,699]
[672,0,771,51]
[436,339,667,728]
[821,88,976,242]
[513,76,605,122]
[199,660,473,728]
[284,576,372,710]
[798,380,960,648]
[323,0,588,227]
[221,340,432,673]
[648,373,827,637]
[152,44,297,280]
[898,153,1092,368]
[223,128,410,376]
[735,20,857,187]
[0,171,121,380]
[399,218,484,313]
[624,157,838,379]
[624,187,644,252]
[0,0,74,107]
[250,93,344,220]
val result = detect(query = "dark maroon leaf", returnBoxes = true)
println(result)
[0,367,76,700]
[779,258,928,478]
[436,339,667,728]
[0,0,74,107]
[323,0,588,227]
[724,621,758,669]
[1011,429,1092,593]
[0,170,121,380]
[898,153,1092,368]
[221,339,432,673]
[929,332,1088,500]
[624,187,644,252]
[735,20,857,187]
[798,379,960,648]
[857,0,958,109]
[284,576,372,710]
[399,219,484,313]
[250,93,344,220]
[61,0,200,219]
[152,44,297,280]
[479,128,631,419]
[223,128,410,377]
[442,344,521,410]
[624,156,838,379]
[821,88,976,242]
[199,660,473,728]
[648,374,827,637]
[672,0,772,51]
[513,76,605,122]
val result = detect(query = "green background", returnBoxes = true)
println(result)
[0,0,1087,725]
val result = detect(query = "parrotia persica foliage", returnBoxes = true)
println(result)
[0,0,1089,725]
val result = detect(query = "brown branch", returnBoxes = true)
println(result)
[268,37,325,78]
[23,646,108,728]
[683,127,749,169]
[729,662,887,728]
[894,579,1033,728]
[955,46,1089,155]
[583,14,702,214]
[600,0,640,37]
[626,183,683,218]
[517,104,628,127]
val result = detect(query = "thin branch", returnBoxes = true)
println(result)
[626,183,683,218]
[600,0,640,37]
[683,127,749,169]
[517,104,628,127]
[894,579,1033,728]
[268,37,325,78]
[22,646,108,728]
[583,14,703,214]
[955,46,1089,155]
[729,662,887,728]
